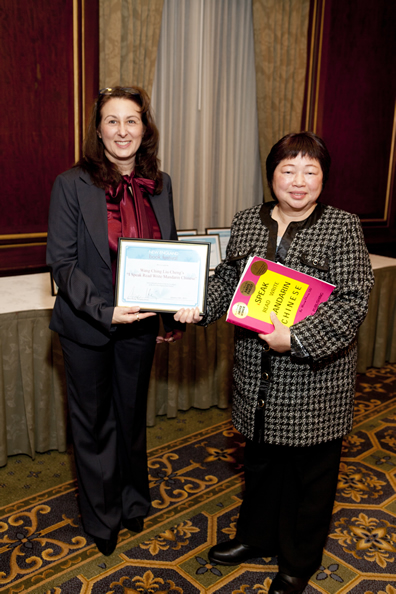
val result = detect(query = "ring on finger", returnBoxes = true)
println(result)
[136,313,140,322]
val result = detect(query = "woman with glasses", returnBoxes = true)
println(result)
[47,86,183,556]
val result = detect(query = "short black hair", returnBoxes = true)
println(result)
[266,132,331,201]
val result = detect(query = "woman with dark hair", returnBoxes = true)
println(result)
[47,86,183,556]
[175,132,374,594]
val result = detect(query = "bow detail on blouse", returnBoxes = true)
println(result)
[106,172,156,254]
[106,172,156,285]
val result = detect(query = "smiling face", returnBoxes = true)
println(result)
[97,97,145,174]
[272,153,324,216]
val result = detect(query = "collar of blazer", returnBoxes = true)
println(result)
[77,169,112,270]
[149,182,172,240]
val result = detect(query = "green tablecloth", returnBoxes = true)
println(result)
[0,310,67,467]
[0,262,394,466]
[357,265,396,372]
[0,311,233,466]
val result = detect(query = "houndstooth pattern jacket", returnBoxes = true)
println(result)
[202,202,374,447]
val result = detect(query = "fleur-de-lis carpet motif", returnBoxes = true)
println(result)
[0,363,395,593]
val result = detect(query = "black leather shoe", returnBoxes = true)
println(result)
[268,572,309,594]
[123,516,145,533]
[94,535,118,556]
[208,539,265,566]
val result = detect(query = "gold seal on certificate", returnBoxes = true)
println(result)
[115,238,210,314]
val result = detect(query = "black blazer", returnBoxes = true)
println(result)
[46,168,180,346]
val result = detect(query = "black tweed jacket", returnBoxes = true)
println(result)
[202,202,374,446]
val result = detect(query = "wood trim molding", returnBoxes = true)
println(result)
[74,0,81,163]
[304,0,326,133]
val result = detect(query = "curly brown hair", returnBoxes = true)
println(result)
[76,86,163,193]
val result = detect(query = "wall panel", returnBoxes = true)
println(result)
[304,0,396,255]
[0,0,98,274]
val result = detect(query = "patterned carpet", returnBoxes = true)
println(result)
[0,363,395,594]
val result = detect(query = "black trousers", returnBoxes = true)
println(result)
[59,317,158,540]
[236,436,343,578]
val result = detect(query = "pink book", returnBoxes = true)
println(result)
[226,256,335,334]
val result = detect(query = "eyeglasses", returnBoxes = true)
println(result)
[99,87,140,96]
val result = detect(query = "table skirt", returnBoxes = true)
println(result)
[1,260,395,465]
[0,311,234,466]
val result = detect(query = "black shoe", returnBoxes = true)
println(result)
[268,572,309,594]
[208,539,265,566]
[94,535,118,556]
[123,516,145,533]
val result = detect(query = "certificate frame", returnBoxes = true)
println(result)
[206,227,231,260]
[177,228,198,236]
[115,238,210,314]
[178,234,221,270]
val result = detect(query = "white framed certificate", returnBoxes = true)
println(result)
[177,228,198,236]
[115,238,210,314]
[178,234,221,270]
[206,227,231,260]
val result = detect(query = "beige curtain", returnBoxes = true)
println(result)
[151,0,263,231]
[253,0,310,200]
[99,0,164,91]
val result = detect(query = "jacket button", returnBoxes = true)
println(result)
[262,343,270,352]
[257,399,265,408]
[261,372,269,380]
[313,258,319,265]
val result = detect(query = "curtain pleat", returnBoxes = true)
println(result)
[146,318,234,425]
[99,0,164,91]
[0,311,68,467]
[252,0,310,200]
[151,0,263,231]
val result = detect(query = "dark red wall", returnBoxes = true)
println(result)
[0,0,98,274]
[304,0,396,256]
[1,0,394,272]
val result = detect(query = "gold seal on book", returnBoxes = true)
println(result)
[240,281,256,296]
[250,261,268,276]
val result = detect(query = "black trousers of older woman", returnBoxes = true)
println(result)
[236,436,343,579]
[59,316,159,540]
